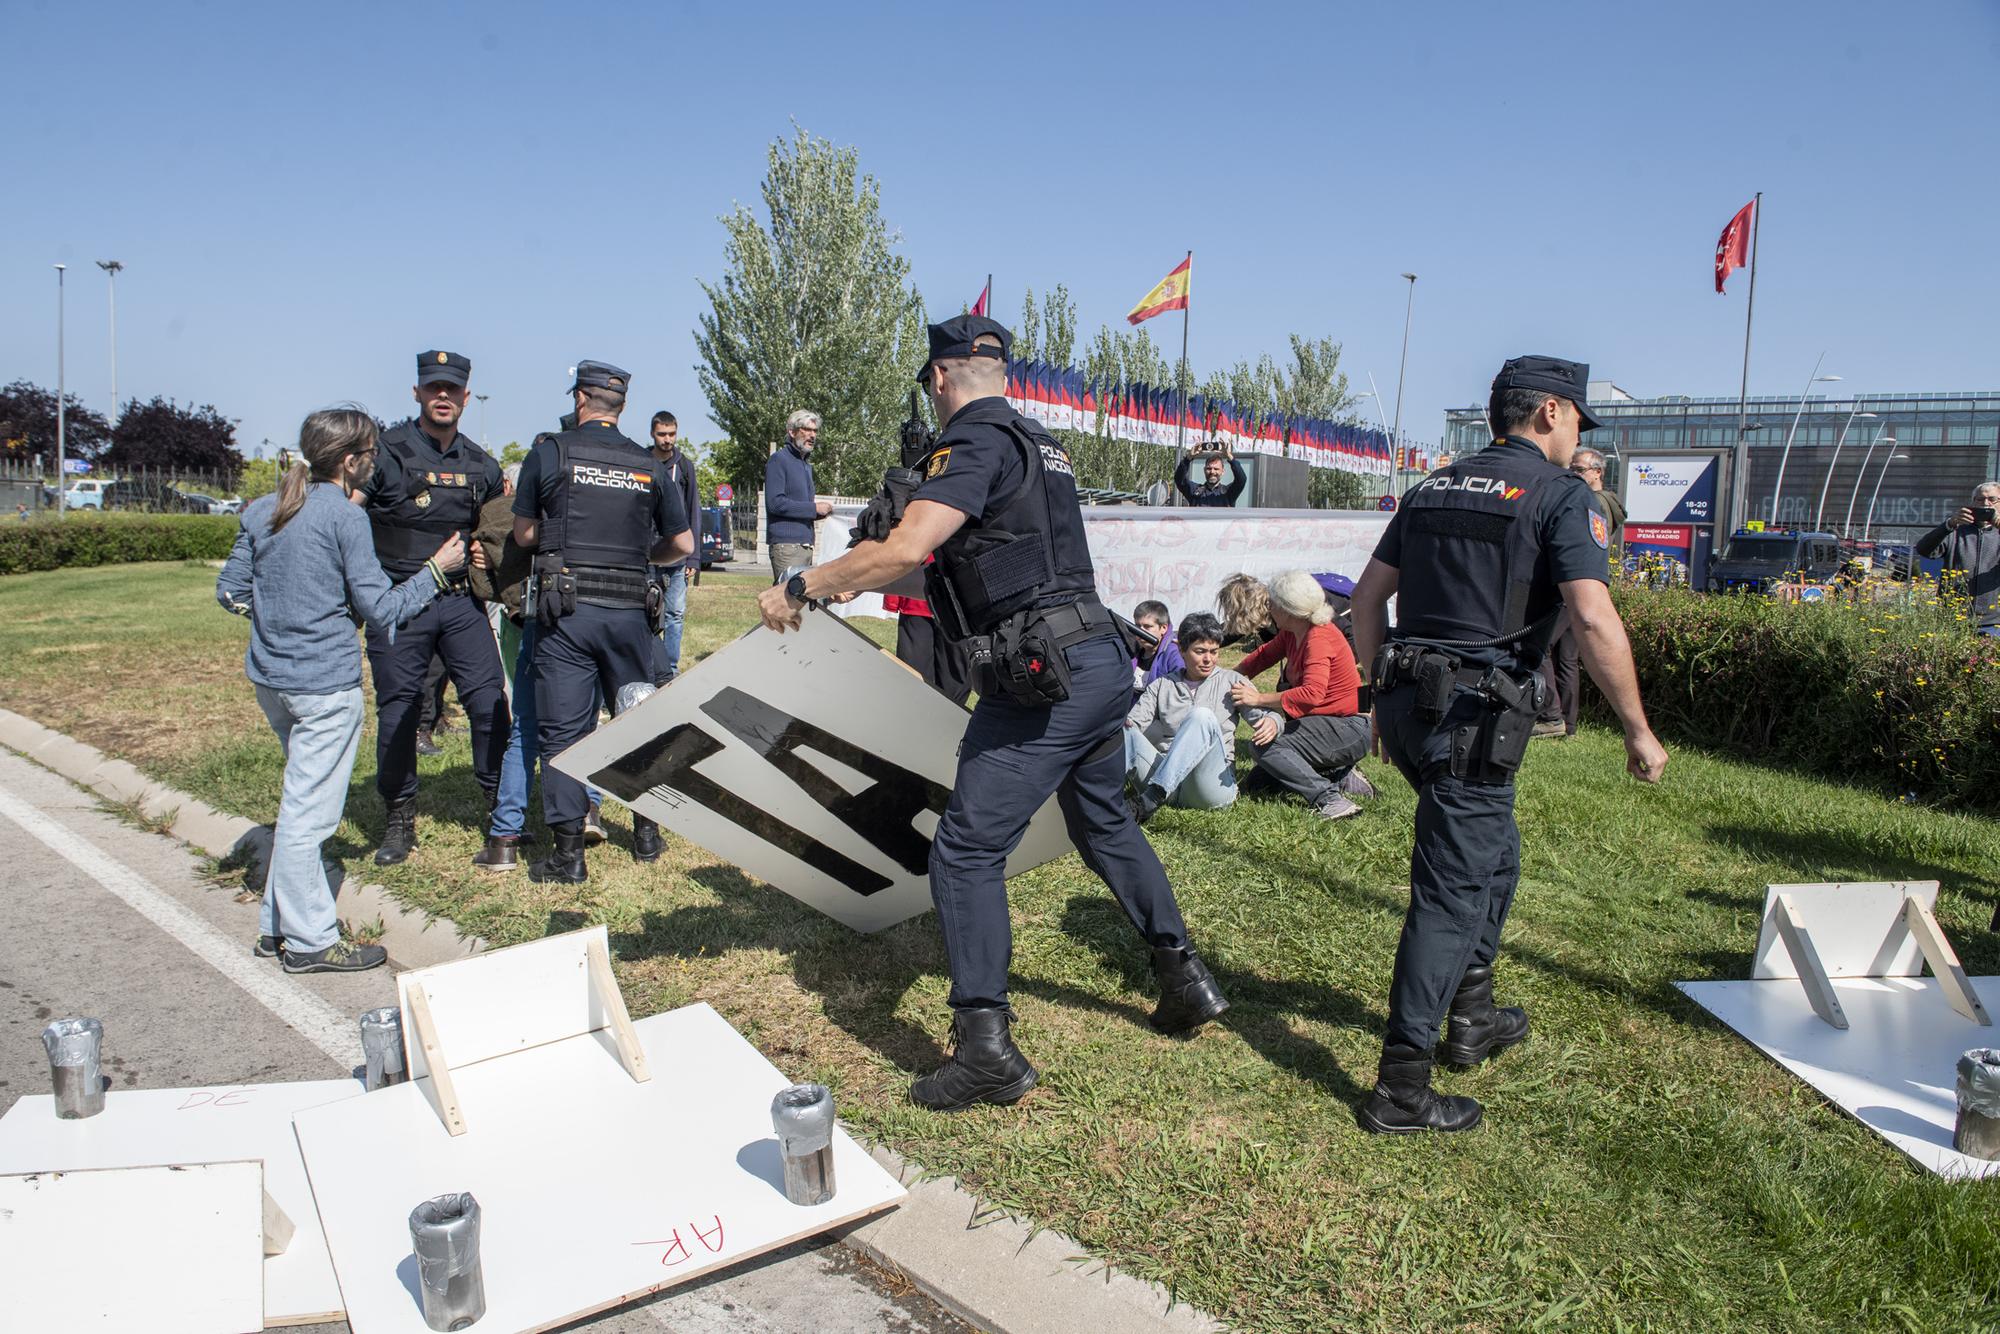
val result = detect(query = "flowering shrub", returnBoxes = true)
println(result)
[1609,585,2000,810]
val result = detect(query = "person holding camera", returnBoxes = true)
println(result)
[756,314,1229,1112]
[1916,482,2000,636]
[1174,440,1246,507]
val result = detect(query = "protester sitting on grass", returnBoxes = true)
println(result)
[1215,572,1277,652]
[1131,598,1183,689]
[1125,612,1278,822]
[215,407,468,974]
[1230,569,1374,822]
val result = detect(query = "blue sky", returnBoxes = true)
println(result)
[7,0,1998,463]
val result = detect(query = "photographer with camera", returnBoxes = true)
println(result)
[1916,482,2000,636]
[1174,439,1246,507]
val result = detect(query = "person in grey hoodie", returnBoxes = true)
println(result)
[1124,612,1278,821]
[216,407,466,973]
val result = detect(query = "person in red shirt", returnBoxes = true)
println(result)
[1229,570,1375,820]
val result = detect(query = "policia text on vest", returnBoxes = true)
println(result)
[1350,354,1668,1137]
[756,314,1229,1114]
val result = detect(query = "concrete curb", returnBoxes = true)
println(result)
[0,706,1229,1334]
[0,707,484,968]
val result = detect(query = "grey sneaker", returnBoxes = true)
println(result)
[253,934,284,958]
[282,940,388,974]
[583,801,607,846]
[1531,720,1568,739]
[1340,769,1377,799]
[1313,794,1362,822]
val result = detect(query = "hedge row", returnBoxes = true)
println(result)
[1609,586,2000,811]
[0,512,240,575]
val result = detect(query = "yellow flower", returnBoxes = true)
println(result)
[1915,678,1927,685]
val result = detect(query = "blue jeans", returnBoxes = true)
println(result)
[1124,709,1238,810]
[490,621,542,838]
[254,685,364,952]
[653,566,688,682]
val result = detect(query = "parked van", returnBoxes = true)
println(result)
[64,479,110,509]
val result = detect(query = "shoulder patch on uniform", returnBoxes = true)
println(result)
[926,448,951,479]
[1588,509,1610,549]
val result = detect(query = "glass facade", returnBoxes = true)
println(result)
[1443,390,2000,541]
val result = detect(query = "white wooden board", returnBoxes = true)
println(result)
[0,1079,359,1326]
[1678,975,2000,1179]
[1751,881,1938,979]
[293,1003,906,1334]
[550,604,1073,932]
[395,927,620,1082]
[0,1160,267,1332]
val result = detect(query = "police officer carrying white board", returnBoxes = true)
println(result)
[513,361,694,882]
[1350,355,1668,1133]
[359,350,509,866]
[757,315,1229,1111]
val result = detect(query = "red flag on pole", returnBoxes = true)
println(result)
[970,281,990,317]
[1715,199,1755,294]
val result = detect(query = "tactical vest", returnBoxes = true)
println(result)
[925,410,1097,640]
[1390,439,1572,666]
[369,425,484,577]
[539,424,657,577]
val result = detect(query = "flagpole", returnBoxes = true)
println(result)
[1174,251,1191,457]
[1730,191,1762,531]
[986,273,992,316]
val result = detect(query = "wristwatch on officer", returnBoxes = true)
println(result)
[785,572,810,605]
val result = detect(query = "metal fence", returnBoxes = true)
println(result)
[0,460,246,513]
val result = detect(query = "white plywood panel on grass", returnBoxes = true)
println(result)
[549,605,1073,933]
[1679,975,2000,1179]
[293,1003,906,1334]
[1751,881,1937,979]
[0,1160,266,1333]
[0,1079,360,1326]
[395,926,620,1082]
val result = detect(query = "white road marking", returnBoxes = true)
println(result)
[0,783,364,1071]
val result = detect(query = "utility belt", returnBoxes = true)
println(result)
[530,558,653,628]
[969,597,1124,710]
[1372,639,1547,783]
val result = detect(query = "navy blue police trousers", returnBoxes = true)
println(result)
[929,634,1191,1011]
[364,591,509,806]
[535,602,655,827]
[1372,681,1522,1051]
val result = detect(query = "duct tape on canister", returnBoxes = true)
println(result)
[409,1192,486,1330]
[42,1017,105,1120]
[770,1083,836,1206]
[615,681,656,715]
[360,1007,407,1091]
[1955,1048,2000,1161]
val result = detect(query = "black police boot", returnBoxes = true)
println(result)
[631,816,663,864]
[373,800,418,866]
[909,1008,1038,1111]
[471,835,520,873]
[1442,965,1530,1067]
[527,822,588,884]
[1357,1043,1483,1134]
[1148,945,1230,1034]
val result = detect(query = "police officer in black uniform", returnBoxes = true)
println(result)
[513,361,693,882]
[757,315,1228,1111]
[1350,355,1668,1133]
[360,350,509,865]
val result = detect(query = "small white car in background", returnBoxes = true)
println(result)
[63,479,109,509]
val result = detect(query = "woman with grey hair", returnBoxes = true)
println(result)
[766,408,831,582]
[1230,569,1375,820]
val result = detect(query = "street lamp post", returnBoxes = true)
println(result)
[1391,273,1416,494]
[1864,452,1910,540]
[54,264,67,513]
[95,260,124,426]
[1842,427,1892,538]
[475,393,490,447]
[1360,378,1397,491]
[1768,356,1839,527]
[1813,407,1875,532]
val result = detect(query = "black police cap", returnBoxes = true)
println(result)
[1492,355,1605,432]
[922,315,1012,376]
[568,360,632,394]
[417,350,471,387]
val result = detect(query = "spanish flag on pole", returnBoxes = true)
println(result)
[1126,254,1191,325]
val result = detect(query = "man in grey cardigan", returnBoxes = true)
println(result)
[765,408,831,582]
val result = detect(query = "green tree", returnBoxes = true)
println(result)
[1014,285,1077,368]
[498,440,529,468]
[695,124,927,498]
[236,457,279,501]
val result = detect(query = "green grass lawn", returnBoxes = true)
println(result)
[4,562,1998,1332]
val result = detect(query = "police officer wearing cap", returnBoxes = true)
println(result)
[359,350,509,866]
[1350,355,1668,1134]
[756,315,1228,1112]
[513,361,693,882]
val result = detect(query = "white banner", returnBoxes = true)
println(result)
[816,505,1392,621]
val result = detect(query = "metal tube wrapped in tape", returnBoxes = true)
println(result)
[42,1017,105,1120]
[1955,1048,2000,1161]
[615,682,656,714]
[408,1192,486,1330]
[360,1007,407,1091]
[770,1083,836,1206]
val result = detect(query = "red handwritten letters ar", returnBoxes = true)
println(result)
[633,1215,727,1268]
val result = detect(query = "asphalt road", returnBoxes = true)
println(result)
[0,746,969,1334]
